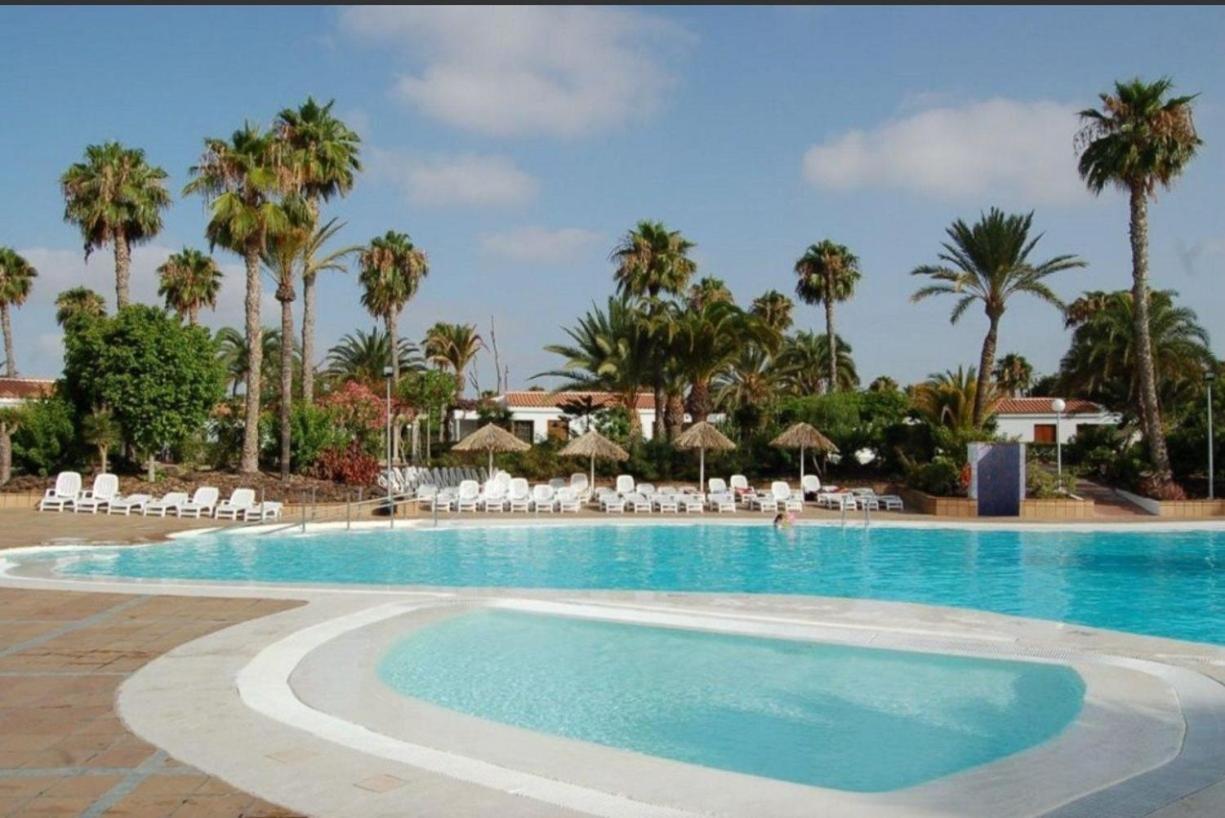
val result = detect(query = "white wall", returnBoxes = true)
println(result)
[995,413,1120,444]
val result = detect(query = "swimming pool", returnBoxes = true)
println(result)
[25,522,1225,644]
[377,609,1086,791]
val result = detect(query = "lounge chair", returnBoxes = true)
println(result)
[595,487,623,513]
[679,493,704,513]
[772,481,804,513]
[637,482,656,497]
[532,484,557,512]
[243,501,283,522]
[653,490,679,513]
[456,480,481,513]
[214,488,256,520]
[39,472,83,512]
[729,474,752,505]
[852,488,904,511]
[818,491,855,510]
[556,487,582,513]
[144,491,188,517]
[615,474,635,495]
[751,490,779,513]
[708,492,736,513]
[417,485,452,512]
[507,478,532,512]
[74,474,120,514]
[481,480,508,512]
[627,493,652,514]
[708,477,728,496]
[107,493,151,516]
[179,487,221,519]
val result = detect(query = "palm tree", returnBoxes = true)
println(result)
[275,98,362,405]
[1060,290,1212,422]
[0,248,36,377]
[325,328,422,389]
[54,287,106,328]
[215,326,300,399]
[81,406,121,473]
[686,276,733,310]
[0,406,21,485]
[794,240,861,394]
[993,353,1033,398]
[713,345,779,436]
[538,297,653,439]
[671,301,773,423]
[751,290,794,333]
[868,376,899,394]
[1077,77,1201,488]
[184,124,305,474]
[359,231,428,387]
[60,142,170,309]
[424,322,484,398]
[776,331,859,395]
[910,209,1084,427]
[913,367,997,431]
[611,220,696,438]
[157,248,222,325]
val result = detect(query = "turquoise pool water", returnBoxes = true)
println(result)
[31,523,1225,644]
[377,609,1085,791]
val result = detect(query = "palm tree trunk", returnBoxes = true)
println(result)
[0,423,11,485]
[301,271,316,403]
[239,247,263,474]
[113,229,131,310]
[666,391,685,439]
[688,378,711,423]
[278,290,294,481]
[972,314,1000,427]
[188,305,199,327]
[0,303,16,377]
[825,274,837,394]
[653,382,665,440]
[387,311,401,461]
[1128,185,1173,485]
[624,393,643,440]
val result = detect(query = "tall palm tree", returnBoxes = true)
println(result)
[913,366,997,431]
[424,322,484,399]
[157,248,222,325]
[325,328,421,390]
[794,240,861,394]
[610,220,696,438]
[751,290,794,334]
[275,98,362,405]
[910,209,1084,427]
[713,345,779,436]
[215,326,300,400]
[0,248,36,377]
[1060,289,1212,422]
[538,297,653,439]
[1077,77,1201,488]
[54,287,106,328]
[686,276,733,310]
[776,331,859,395]
[993,353,1033,398]
[359,231,428,387]
[60,142,170,309]
[184,124,305,473]
[671,301,773,423]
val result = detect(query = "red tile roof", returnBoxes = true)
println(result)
[502,391,655,410]
[0,378,56,401]
[995,397,1104,415]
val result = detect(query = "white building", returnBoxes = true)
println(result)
[0,377,55,409]
[994,397,1121,444]
[452,391,665,442]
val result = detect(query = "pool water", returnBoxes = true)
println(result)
[32,523,1225,644]
[377,609,1086,791]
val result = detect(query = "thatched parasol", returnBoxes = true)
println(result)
[770,422,838,483]
[453,423,530,474]
[559,429,629,487]
[674,421,736,490]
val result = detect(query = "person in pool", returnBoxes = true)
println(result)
[773,512,792,529]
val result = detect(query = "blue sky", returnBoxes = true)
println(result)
[2,5,1223,389]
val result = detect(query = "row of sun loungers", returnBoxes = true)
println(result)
[379,466,490,496]
[38,473,283,521]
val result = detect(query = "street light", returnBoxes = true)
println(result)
[384,365,394,528]
[1051,398,1066,492]
[1207,371,1216,500]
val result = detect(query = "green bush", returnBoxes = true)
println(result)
[907,459,961,496]
[1025,466,1062,499]
[274,402,345,472]
[12,397,78,476]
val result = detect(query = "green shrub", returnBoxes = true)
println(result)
[907,459,961,496]
[12,397,79,477]
[1025,466,1062,499]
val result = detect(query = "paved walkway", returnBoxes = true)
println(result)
[0,588,302,817]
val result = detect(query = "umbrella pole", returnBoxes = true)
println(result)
[488,448,494,477]
[590,454,595,490]
[700,447,705,492]
[800,444,805,485]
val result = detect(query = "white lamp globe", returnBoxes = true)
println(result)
[1051,398,1066,413]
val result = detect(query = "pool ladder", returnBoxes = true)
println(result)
[839,497,871,529]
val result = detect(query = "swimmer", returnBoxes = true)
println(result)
[773,512,791,529]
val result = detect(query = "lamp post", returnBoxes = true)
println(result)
[1207,371,1216,500]
[1051,398,1066,492]
[384,365,394,528]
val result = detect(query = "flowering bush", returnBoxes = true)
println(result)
[318,381,388,453]
[312,440,380,485]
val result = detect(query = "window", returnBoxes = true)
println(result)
[1033,424,1056,444]
[512,420,534,443]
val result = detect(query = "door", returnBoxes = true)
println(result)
[1033,424,1056,444]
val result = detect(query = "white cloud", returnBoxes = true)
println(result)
[339,6,692,138]
[371,149,539,207]
[478,227,602,265]
[802,98,1089,205]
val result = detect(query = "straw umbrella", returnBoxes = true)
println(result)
[559,429,629,488]
[674,421,736,491]
[452,423,530,474]
[770,422,838,484]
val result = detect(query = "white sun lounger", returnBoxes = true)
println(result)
[243,501,283,522]
[74,474,120,514]
[144,492,188,517]
[772,481,804,513]
[481,480,508,512]
[627,493,652,514]
[653,491,679,513]
[107,493,151,515]
[179,487,221,518]
[679,493,704,513]
[456,480,481,513]
[507,479,532,512]
[708,492,736,513]
[615,474,635,495]
[532,484,557,512]
[556,487,581,513]
[39,472,83,512]
[214,488,256,520]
